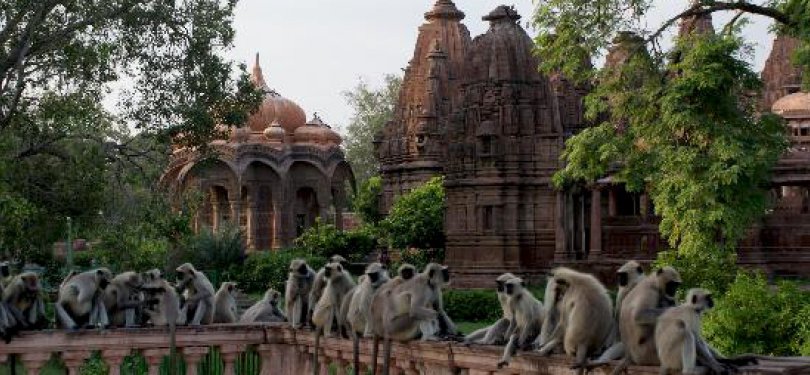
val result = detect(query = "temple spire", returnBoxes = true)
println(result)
[425,0,464,21]
[251,52,268,90]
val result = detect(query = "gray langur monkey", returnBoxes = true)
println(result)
[104,271,144,328]
[656,288,727,375]
[612,266,682,375]
[342,263,390,373]
[240,288,286,323]
[312,262,356,375]
[590,260,646,365]
[536,267,614,375]
[309,255,350,327]
[368,263,451,375]
[140,268,186,373]
[0,261,12,287]
[213,282,239,323]
[285,259,315,328]
[465,272,517,346]
[497,277,545,368]
[175,263,215,326]
[56,268,113,329]
[3,272,47,331]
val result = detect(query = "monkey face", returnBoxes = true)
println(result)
[665,280,680,297]
[687,288,714,312]
[505,283,515,295]
[0,262,9,278]
[96,268,113,289]
[398,265,415,280]
[496,280,505,293]
[367,271,380,283]
[441,267,450,283]
[21,273,39,293]
[656,267,682,297]
[295,262,309,276]
[618,272,629,287]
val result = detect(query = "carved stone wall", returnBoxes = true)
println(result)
[761,35,803,111]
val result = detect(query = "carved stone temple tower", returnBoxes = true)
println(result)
[375,0,471,212]
[442,6,565,286]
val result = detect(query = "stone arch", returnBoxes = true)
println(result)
[242,161,283,251]
[329,161,356,230]
[181,159,239,232]
[287,161,329,239]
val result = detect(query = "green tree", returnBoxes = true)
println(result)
[343,74,402,184]
[0,0,261,259]
[353,175,383,225]
[383,176,445,250]
[536,1,797,290]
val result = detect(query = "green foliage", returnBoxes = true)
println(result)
[553,30,787,291]
[654,250,737,294]
[343,75,402,184]
[392,248,445,273]
[232,249,326,294]
[383,176,445,250]
[185,224,245,273]
[703,272,810,356]
[353,176,383,225]
[443,289,502,323]
[293,221,378,263]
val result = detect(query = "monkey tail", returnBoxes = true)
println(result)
[312,330,321,375]
[352,334,360,375]
[168,321,177,375]
[371,335,379,375]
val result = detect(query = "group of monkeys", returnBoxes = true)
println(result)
[290,256,759,375]
[0,257,759,375]
[0,262,286,339]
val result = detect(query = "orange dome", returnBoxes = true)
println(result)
[773,92,810,119]
[294,115,324,144]
[324,125,342,146]
[245,54,307,134]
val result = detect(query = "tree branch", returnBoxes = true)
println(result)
[647,1,793,43]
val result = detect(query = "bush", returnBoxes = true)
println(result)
[391,248,445,273]
[383,176,445,250]
[703,271,810,356]
[185,223,245,272]
[443,289,502,323]
[294,221,378,262]
[654,249,737,294]
[231,249,327,294]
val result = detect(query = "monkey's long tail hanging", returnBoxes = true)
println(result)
[312,329,321,375]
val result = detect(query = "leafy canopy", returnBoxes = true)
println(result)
[342,74,402,184]
[536,0,799,288]
[383,176,445,250]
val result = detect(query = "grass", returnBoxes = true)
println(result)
[456,321,494,335]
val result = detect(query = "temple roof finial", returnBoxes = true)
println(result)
[425,0,464,22]
[251,52,268,89]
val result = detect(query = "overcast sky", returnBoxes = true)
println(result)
[225,1,775,133]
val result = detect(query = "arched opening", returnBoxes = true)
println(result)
[295,187,320,237]
[242,161,281,251]
[211,185,231,231]
[255,185,275,250]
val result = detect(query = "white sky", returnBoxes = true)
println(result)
[225,0,775,133]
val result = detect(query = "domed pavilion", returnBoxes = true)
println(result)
[162,54,354,251]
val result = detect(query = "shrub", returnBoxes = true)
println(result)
[294,221,378,262]
[231,249,327,294]
[185,223,245,272]
[353,176,383,225]
[443,289,502,323]
[383,176,445,250]
[703,271,810,356]
[654,249,737,294]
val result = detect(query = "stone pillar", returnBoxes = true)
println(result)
[334,357,349,375]
[20,352,51,375]
[589,188,602,259]
[640,193,650,221]
[182,347,210,375]
[220,344,243,375]
[608,189,617,217]
[257,344,275,375]
[395,358,418,375]
[63,351,92,375]
[101,349,130,375]
[554,190,567,261]
[142,349,169,375]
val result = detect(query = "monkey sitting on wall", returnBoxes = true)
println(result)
[368,263,451,375]
[213,282,239,324]
[312,261,356,375]
[285,259,315,328]
[497,277,545,368]
[240,288,285,323]
[55,268,113,329]
[610,266,682,375]
[104,271,144,328]
[465,272,517,346]
[341,262,390,374]
[536,267,614,374]
[175,263,215,326]
[3,272,48,331]
[589,260,646,365]
[309,255,350,328]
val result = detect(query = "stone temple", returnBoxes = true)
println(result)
[376,1,810,286]
[162,55,354,251]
